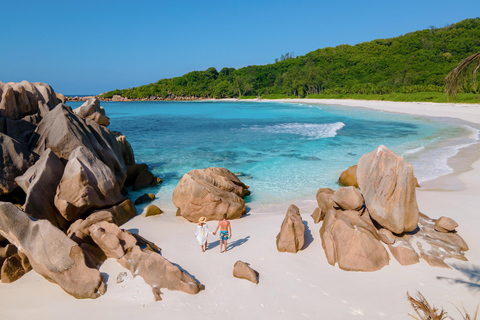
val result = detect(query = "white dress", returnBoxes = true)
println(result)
[195,224,213,246]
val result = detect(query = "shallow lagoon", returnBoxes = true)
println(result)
[69,100,478,209]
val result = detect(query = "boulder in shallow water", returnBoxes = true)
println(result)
[172,167,250,222]
[276,204,305,253]
[357,145,419,234]
[338,165,359,188]
[73,98,110,126]
[135,193,155,205]
[0,202,105,298]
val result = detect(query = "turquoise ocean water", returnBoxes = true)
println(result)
[68,101,479,209]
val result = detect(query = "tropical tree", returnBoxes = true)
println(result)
[445,52,480,97]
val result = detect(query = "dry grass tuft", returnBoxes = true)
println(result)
[407,291,478,320]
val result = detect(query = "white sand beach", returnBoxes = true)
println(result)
[1,99,479,320]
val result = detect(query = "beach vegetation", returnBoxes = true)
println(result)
[101,18,480,103]
[407,291,478,320]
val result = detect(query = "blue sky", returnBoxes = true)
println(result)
[2,0,480,94]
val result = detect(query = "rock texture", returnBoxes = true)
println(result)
[320,209,390,271]
[0,133,36,195]
[89,221,203,300]
[434,216,458,233]
[276,205,305,253]
[338,165,359,188]
[233,261,259,284]
[0,202,105,298]
[333,186,364,211]
[145,205,163,217]
[311,188,335,223]
[135,193,155,205]
[172,167,250,222]
[73,98,110,126]
[30,103,126,186]
[54,146,125,221]
[15,149,68,229]
[357,145,419,234]
[115,133,135,166]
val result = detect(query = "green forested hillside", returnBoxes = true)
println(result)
[102,18,480,100]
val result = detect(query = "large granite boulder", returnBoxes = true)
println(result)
[30,103,126,186]
[311,188,335,223]
[89,221,203,300]
[172,167,250,222]
[115,133,135,166]
[333,186,364,211]
[67,199,137,245]
[338,165,359,188]
[0,133,36,195]
[357,145,419,234]
[0,202,105,298]
[54,146,125,221]
[0,81,59,120]
[276,205,305,253]
[4,118,37,145]
[233,261,259,284]
[320,209,390,271]
[73,98,109,126]
[15,149,68,229]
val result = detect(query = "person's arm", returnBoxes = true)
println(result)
[213,222,220,235]
[228,222,232,239]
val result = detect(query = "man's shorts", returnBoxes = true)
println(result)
[220,230,229,241]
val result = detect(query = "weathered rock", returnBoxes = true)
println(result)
[1,253,31,283]
[4,118,37,145]
[133,170,155,190]
[115,133,135,166]
[388,241,420,266]
[0,81,58,120]
[0,132,36,195]
[125,163,149,186]
[67,199,137,244]
[233,261,259,284]
[311,188,335,223]
[55,146,125,221]
[338,165,358,188]
[172,167,250,222]
[333,186,364,211]
[0,244,18,266]
[320,209,389,271]
[357,145,419,234]
[30,104,126,186]
[377,228,395,244]
[276,204,305,253]
[73,98,110,126]
[89,221,203,300]
[434,216,458,233]
[15,149,68,229]
[0,202,105,298]
[145,205,163,217]
[135,193,155,205]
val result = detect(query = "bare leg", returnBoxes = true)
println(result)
[224,240,228,252]
[220,240,224,253]
[205,240,208,251]
[201,245,205,252]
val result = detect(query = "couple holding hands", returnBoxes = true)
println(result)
[195,214,231,253]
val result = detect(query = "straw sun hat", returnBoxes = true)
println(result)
[199,217,207,223]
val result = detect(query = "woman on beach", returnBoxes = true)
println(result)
[195,217,213,252]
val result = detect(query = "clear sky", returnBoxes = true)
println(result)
[2,0,480,95]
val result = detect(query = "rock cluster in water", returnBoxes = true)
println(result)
[0,81,202,299]
[314,145,469,271]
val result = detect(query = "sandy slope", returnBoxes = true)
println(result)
[0,99,479,320]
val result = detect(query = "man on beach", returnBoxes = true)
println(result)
[213,214,231,253]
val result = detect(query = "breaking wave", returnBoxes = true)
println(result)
[248,122,345,139]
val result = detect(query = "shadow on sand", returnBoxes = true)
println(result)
[302,220,314,250]
[437,263,480,293]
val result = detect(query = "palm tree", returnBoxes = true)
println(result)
[445,52,480,97]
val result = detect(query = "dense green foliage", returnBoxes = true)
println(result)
[102,18,480,100]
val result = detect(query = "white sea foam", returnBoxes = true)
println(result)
[402,145,425,156]
[248,122,345,139]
